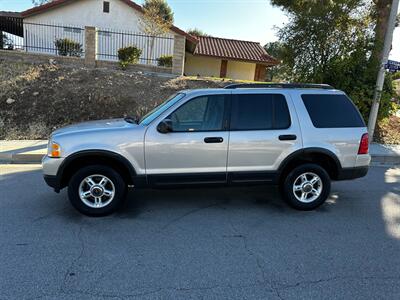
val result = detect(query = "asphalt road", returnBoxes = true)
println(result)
[0,164,399,300]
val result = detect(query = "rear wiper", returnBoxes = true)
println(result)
[124,116,139,124]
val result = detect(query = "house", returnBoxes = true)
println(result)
[185,36,279,81]
[1,0,278,81]
[20,0,195,41]
[18,0,196,71]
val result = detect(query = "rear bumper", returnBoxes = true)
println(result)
[336,166,369,180]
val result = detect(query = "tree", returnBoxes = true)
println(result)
[270,0,397,121]
[140,0,174,64]
[32,0,52,5]
[263,41,290,81]
[142,0,174,23]
[187,28,210,37]
[271,0,372,82]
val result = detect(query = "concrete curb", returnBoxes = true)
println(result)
[0,153,45,164]
[0,140,47,164]
[0,153,399,166]
[370,155,400,165]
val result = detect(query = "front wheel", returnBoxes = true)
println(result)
[281,164,331,210]
[68,165,126,216]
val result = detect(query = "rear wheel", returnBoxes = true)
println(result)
[68,165,126,216]
[281,163,331,210]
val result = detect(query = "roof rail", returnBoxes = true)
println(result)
[224,83,335,89]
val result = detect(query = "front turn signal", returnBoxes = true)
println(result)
[49,142,61,158]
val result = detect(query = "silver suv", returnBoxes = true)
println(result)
[43,83,370,216]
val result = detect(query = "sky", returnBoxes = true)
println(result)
[0,0,399,60]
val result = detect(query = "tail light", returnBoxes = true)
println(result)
[358,133,369,155]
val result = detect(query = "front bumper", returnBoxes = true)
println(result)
[42,155,64,192]
[42,155,64,176]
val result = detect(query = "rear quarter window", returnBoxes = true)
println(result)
[301,94,365,128]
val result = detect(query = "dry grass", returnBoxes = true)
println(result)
[394,79,400,97]
[375,115,400,145]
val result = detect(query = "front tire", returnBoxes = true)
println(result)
[282,163,331,210]
[68,165,126,216]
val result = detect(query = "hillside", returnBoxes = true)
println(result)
[0,60,232,139]
[0,59,398,143]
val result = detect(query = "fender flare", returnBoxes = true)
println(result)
[56,150,137,189]
[277,147,342,175]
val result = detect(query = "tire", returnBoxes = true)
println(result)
[68,165,126,216]
[281,163,331,211]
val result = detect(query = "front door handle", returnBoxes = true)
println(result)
[204,137,224,143]
[279,134,297,141]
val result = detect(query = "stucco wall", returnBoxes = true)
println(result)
[23,0,175,64]
[185,53,257,81]
[184,53,221,77]
[226,60,256,81]
[26,0,146,33]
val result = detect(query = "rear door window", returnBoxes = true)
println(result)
[230,94,291,130]
[301,94,365,128]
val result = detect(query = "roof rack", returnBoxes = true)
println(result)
[224,83,334,89]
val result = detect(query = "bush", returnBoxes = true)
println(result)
[157,55,173,67]
[1,33,14,50]
[118,46,142,68]
[54,38,83,57]
[393,72,400,81]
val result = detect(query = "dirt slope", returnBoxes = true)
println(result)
[0,60,233,139]
[1,60,398,143]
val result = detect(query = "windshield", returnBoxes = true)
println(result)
[139,93,185,125]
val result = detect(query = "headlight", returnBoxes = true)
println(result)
[48,141,61,158]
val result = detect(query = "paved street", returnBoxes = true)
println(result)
[0,164,399,300]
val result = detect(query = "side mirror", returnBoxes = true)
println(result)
[157,119,172,134]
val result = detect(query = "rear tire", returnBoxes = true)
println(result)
[281,163,331,210]
[68,165,126,216]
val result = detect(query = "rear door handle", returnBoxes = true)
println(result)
[279,134,297,141]
[204,137,224,143]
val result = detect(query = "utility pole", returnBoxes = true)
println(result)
[368,0,400,139]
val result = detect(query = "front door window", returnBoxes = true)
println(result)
[168,95,226,132]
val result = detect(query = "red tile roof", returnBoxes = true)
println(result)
[20,0,197,43]
[193,36,279,65]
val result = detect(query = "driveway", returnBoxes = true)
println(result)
[0,164,399,299]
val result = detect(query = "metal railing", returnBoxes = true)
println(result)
[1,20,176,66]
[1,21,85,57]
[96,28,174,66]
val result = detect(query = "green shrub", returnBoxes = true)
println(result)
[54,38,83,57]
[157,55,173,67]
[118,46,142,68]
[393,72,400,81]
